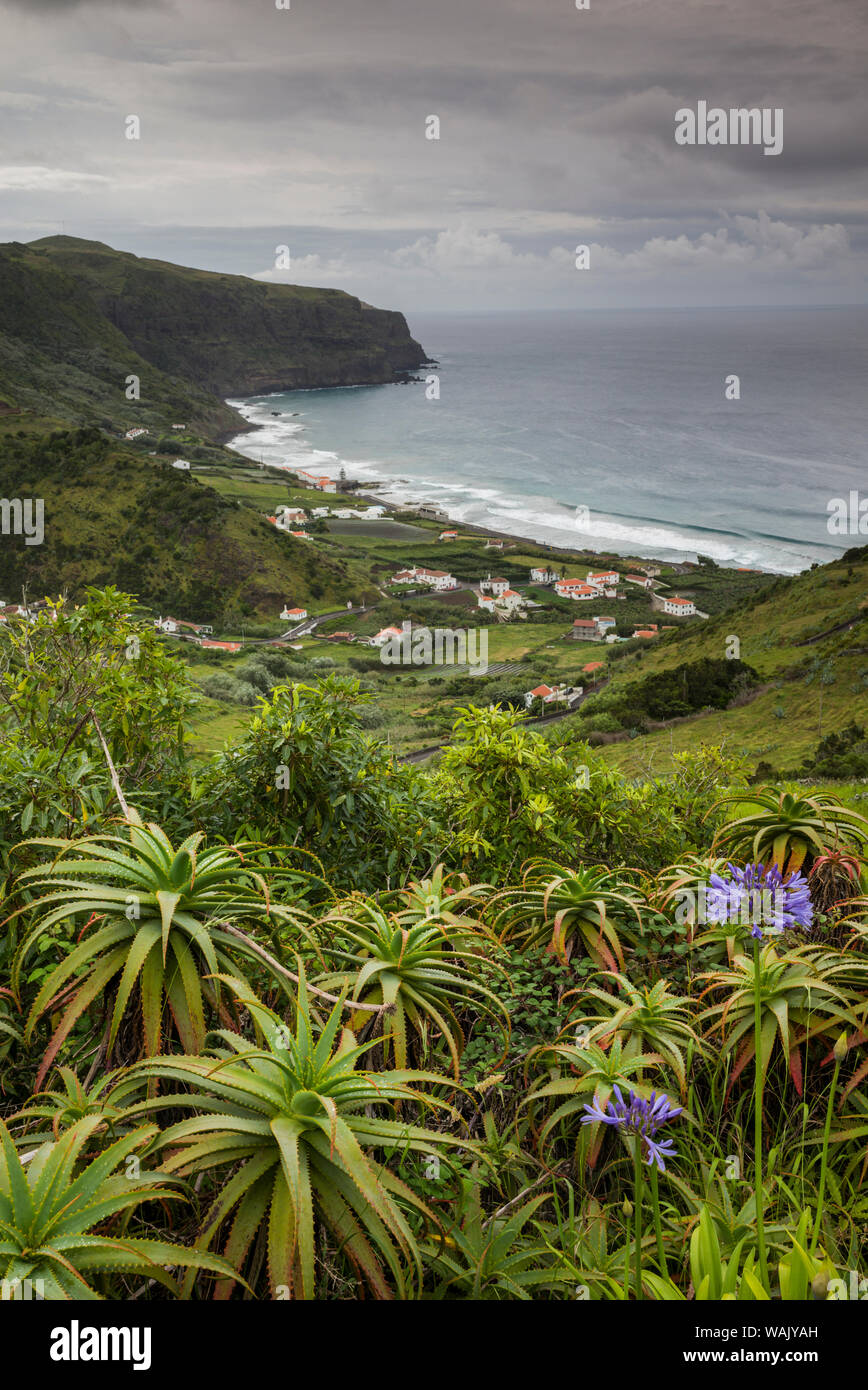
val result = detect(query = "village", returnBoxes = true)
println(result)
[132,499,712,729]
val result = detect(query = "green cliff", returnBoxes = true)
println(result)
[0,236,427,435]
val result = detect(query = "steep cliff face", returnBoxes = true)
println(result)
[29,237,427,394]
[0,237,427,435]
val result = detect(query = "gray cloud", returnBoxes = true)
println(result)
[0,0,864,308]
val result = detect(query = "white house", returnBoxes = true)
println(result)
[290,530,313,541]
[524,682,582,709]
[171,459,190,471]
[370,625,405,647]
[530,567,558,585]
[280,605,308,622]
[171,424,187,431]
[662,595,696,616]
[555,579,597,601]
[296,470,337,493]
[479,575,510,597]
[415,568,458,591]
[155,616,213,636]
[524,682,566,708]
[269,512,309,532]
[439,530,458,541]
[587,570,619,589]
[624,573,653,590]
[0,603,32,623]
[497,588,525,613]
[594,615,617,633]
[392,564,457,591]
[124,427,149,440]
[484,539,504,551]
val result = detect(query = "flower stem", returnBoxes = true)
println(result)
[633,1139,644,1300]
[811,1052,842,1255]
[752,936,769,1290]
[649,1162,667,1276]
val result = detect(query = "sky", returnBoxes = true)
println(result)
[0,0,866,312]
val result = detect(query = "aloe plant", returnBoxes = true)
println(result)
[494,859,643,968]
[567,973,702,1096]
[136,970,476,1299]
[713,789,868,875]
[523,1037,668,1166]
[8,815,313,1076]
[698,942,858,1095]
[422,1182,566,1299]
[314,898,508,1076]
[0,1115,239,1299]
[9,1066,159,1146]
[393,864,493,929]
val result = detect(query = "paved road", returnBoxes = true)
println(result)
[400,678,609,764]
[269,605,374,642]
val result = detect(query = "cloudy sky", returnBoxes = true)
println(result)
[0,0,866,310]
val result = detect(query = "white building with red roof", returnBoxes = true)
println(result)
[479,575,510,597]
[296,470,337,493]
[370,625,406,647]
[414,567,458,591]
[497,588,524,612]
[555,579,597,600]
[662,595,696,616]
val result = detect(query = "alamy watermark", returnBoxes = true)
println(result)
[379,620,488,675]
[827,490,868,536]
[0,497,44,546]
[675,102,783,156]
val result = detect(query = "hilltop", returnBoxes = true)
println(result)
[0,237,426,437]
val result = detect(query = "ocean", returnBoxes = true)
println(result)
[226,306,868,574]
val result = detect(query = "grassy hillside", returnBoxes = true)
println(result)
[0,429,355,624]
[0,237,426,436]
[561,545,868,775]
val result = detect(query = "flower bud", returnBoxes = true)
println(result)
[833,1032,848,1064]
[622,1197,633,1218]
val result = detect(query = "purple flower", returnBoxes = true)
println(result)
[705,861,813,940]
[581,1085,682,1171]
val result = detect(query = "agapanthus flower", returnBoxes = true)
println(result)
[581,1085,682,1171]
[704,861,813,940]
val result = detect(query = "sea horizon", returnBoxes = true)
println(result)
[226,305,868,574]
